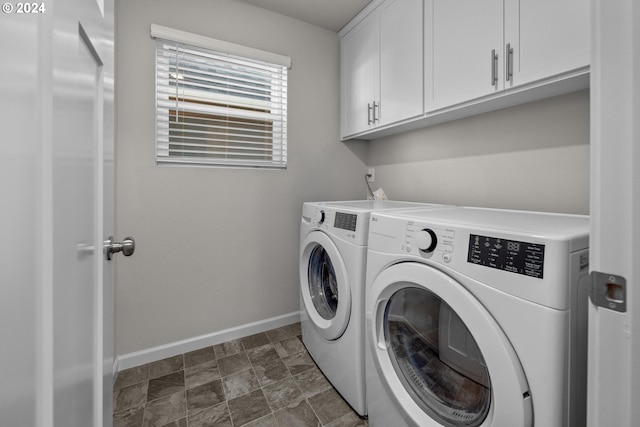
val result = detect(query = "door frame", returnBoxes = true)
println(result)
[587,0,640,425]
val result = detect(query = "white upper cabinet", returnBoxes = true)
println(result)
[340,0,423,139]
[426,0,590,112]
[340,0,590,140]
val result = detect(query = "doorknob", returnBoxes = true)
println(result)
[104,236,135,260]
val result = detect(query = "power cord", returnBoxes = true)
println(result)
[365,172,375,199]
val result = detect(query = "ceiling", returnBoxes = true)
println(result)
[237,0,372,32]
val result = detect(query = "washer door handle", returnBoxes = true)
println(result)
[375,299,388,350]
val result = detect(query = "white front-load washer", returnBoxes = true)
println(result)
[365,207,590,427]
[299,200,449,416]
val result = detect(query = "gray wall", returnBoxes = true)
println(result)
[367,90,589,214]
[115,0,367,355]
[115,0,590,357]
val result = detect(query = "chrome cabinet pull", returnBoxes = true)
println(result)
[373,101,379,124]
[367,103,373,125]
[491,49,498,86]
[506,43,514,81]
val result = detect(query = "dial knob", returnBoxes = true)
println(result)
[315,210,325,225]
[416,229,438,253]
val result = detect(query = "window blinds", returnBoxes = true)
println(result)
[153,26,289,169]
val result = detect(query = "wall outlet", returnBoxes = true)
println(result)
[366,168,375,182]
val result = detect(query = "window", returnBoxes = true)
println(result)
[152,25,290,169]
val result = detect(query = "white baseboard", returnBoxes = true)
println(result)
[114,311,301,373]
[112,357,120,381]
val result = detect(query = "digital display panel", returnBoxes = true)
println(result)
[334,212,357,232]
[467,234,545,279]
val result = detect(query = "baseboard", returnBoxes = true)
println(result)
[114,311,301,373]
[113,357,120,381]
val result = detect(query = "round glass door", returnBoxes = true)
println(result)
[307,245,338,320]
[384,287,491,427]
[299,231,351,341]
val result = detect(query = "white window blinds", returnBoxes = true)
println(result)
[152,26,289,169]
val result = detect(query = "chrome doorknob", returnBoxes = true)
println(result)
[104,236,135,260]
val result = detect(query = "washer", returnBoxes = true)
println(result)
[365,207,590,427]
[299,200,449,416]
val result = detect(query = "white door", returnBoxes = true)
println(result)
[341,15,377,137]
[0,0,115,425]
[587,0,640,426]
[504,0,590,88]
[378,0,423,126]
[428,0,503,112]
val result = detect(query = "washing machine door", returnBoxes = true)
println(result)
[300,231,351,341]
[369,263,533,427]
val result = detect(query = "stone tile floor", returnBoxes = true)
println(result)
[113,322,368,427]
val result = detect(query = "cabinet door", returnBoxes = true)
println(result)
[341,17,377,137]
[505,0,590,88]
[378,0,423,126]
[428,0,504,112]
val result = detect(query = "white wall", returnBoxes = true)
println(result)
[115,0,367,355]
[366,90,590,214]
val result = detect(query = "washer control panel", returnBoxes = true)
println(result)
[403,222,455,263]
[367,208,589,309]
[302,203,370,245]
[334,211,357,232]
[468,234,546,279]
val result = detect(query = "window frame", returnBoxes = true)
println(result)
[151,25,290,169]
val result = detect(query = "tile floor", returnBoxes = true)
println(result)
[113,323,368,427]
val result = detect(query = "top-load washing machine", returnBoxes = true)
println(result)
[299,200,450,416]
[365,206,590,427]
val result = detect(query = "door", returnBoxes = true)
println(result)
[378,0,423,126]
[587,0,640,425]
[53,3,113,424]
[368,263,532,426]
[341,15,377,137]
[428,0,503,112]
[0,0,115,425]
[504,0,590,88]
[299,232,352,340]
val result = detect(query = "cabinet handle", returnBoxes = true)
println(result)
[491,49,498,86]
[506,43,514,82]
[373,101,379,124]
[367,103,373,125]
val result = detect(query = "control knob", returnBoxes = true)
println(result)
[315,210,325,225]
[416,229,438,253]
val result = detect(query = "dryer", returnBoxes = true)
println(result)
[365,207,590,426]
[299,200,449,416]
